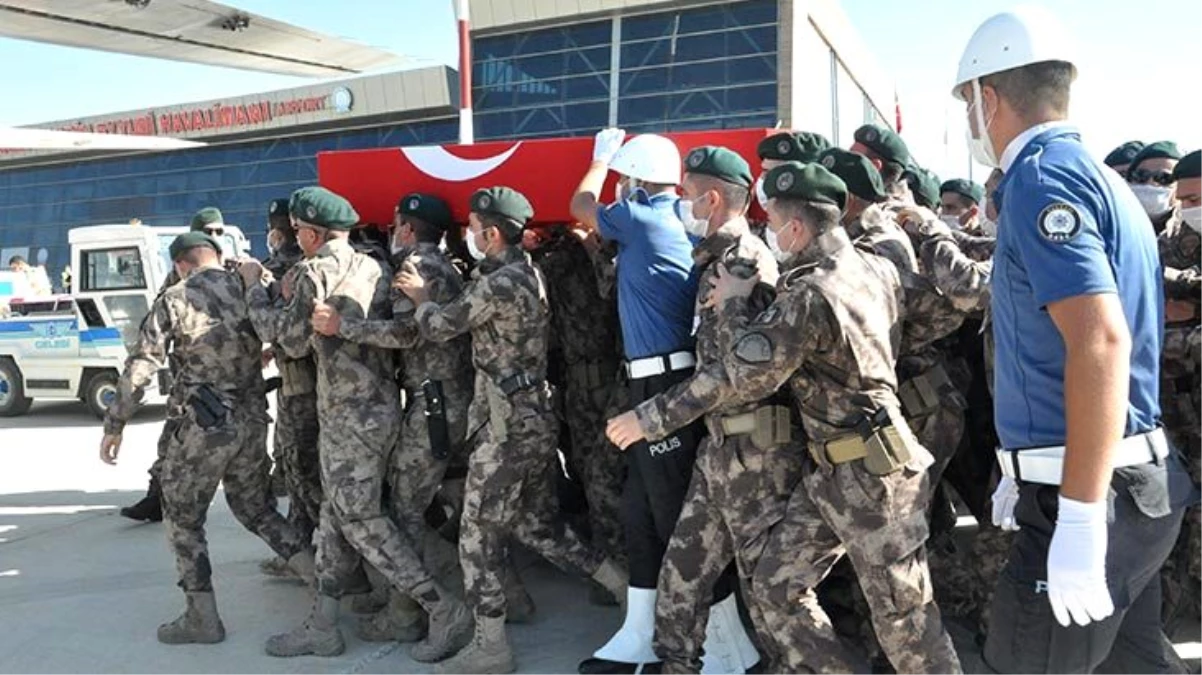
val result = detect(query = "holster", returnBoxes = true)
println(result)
[422,379,450,461]
[188,384,231,431]
[856,406,913,476]
[897,363,952,418]
[720,405,792,450]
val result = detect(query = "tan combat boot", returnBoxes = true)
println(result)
[265,594,345,657]
[591,558,629,612]
[434,613,515,674]
[409,581,473,663]
[157,591,226,644]
[356,589,427,642]
[286,550,316,586]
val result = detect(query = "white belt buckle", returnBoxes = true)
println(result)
[996,428,1167,486]
[625,351,695,380]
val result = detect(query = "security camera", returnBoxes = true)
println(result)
[220,13,250,31]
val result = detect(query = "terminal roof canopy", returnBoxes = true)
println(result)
[0,0,405,77]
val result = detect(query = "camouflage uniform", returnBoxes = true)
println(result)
[1156,213,1201,630]
[335,242,474,558]
[263,241,322,541]
[631,218,785,671]
[715,227,961,675]
[246,239,437,601]
[105,267,308,592]
[412,245,605,619]
[533,231,624,559]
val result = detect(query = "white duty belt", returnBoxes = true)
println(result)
[995,428,1169,486]
[624,351,696,380]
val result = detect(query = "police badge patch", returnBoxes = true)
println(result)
[734,333,773,363]
[1037,203,1082,242]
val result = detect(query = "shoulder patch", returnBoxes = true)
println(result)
[1037,203,1082,242]
[734,333,773,363]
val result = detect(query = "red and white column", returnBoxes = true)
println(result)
[455,0,474,145]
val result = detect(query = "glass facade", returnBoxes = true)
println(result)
[473,0,778,140]
[0,120,456,282]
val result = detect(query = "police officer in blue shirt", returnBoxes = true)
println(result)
[954,8,1192,673]
[571,128,718,672]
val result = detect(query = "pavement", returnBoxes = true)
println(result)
[0,399,1197,673]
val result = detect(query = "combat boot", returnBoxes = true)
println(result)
[157,591,225,644]
[258,556,296,579]
[356,590,427,643]
[120,478,162,523]
[434,614,515,674]
[503,561,536,624]
[591,558,629,611]
[286,550,316,586]
[409,581,473,663]
[265,594,345,657]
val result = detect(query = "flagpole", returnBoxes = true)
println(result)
[455,0,474,145]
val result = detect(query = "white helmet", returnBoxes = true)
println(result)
[952,5,1078,100]
[610,134,682,185]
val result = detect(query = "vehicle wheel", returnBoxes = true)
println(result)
[0,360,33,417]
[85,371,120,420]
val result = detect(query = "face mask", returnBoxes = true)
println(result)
[966,80,999,168]
[939,214,964,230]
[1182,206,1202,233]
[765,223,795,263]
[754,176,768,211]
[1130,184,1174,217]
[677,199,709,239]
[465,229,486,261]
[978,217,998,237]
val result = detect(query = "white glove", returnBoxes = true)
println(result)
[1046,496,1114,627]
[593,128,626,164]
[990,476,1021,531]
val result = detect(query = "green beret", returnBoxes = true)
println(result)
[190,207,223,232]
[1172,150,1201,181]
[1129,141,1182,173]
[757,131,832,164]
[683,145,753,187]
[906,168,942,210]
[268,199,290,218]
[817,148,886,203]
[169,232,221,261]
[1104,141,1144,168]
[763,161,847,211]
[290,186,359,231]
[852,124,910,167]
[940,178,985,205]
[398,192,453,231]
[471,186,534,227]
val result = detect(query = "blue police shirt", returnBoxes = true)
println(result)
[596,190,699,360]
[992,124,1163,449]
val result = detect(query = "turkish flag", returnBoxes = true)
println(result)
[317,129,777,228]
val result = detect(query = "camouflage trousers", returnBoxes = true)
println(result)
[460,396,604,618]
[274,391,321,543]
[754,460,961,674]
[653,429,805,671]
[564,363,626,561]
[312,415,436,600]
[160,410,307,592]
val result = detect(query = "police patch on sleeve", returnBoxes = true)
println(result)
[1037,203,1082,242]
[734,333,773,363]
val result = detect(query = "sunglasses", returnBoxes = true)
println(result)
[1128,169,1175,186]
[204,227,225,237]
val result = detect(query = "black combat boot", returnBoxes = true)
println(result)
[120,477,163,522]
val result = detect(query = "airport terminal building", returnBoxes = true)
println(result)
[0,0,894,279]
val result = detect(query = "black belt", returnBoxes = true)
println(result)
[498,373,541,396]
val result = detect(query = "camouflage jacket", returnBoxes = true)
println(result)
[533,231,620,366]
[1159,211,1201,305]
[848,204,919,276]
[413,245,551,435]
[635,217,780,439]
[245,238,399,424]
[715,227,915,448]
[337,242,473,391]
[105,267,264,434]
[949,230,996,262]
[263,240,304,281]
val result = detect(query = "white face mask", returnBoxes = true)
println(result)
[765,223,795,263]
[677,199,709,239]
[754,175,768,211]
[940,214,964,230]
[1130,184,1174,217]
[1182,206,1202,233]
[966,80,999,168]
[466,229,486,261]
